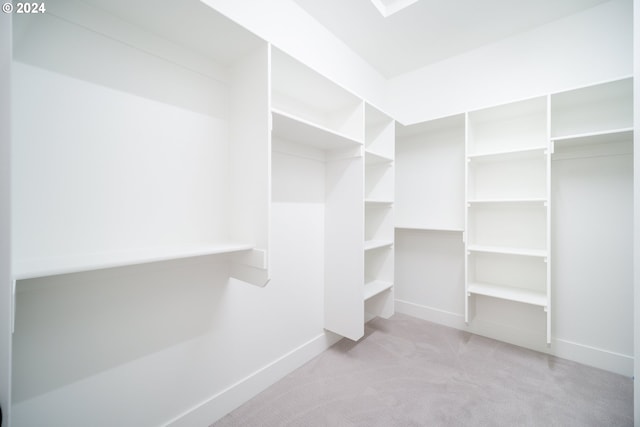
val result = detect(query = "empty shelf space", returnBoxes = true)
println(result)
[467,244,547,258]
[271,109,362,150]
[364,280,393,300]
[364,240,393,251]
[13,243,255,280]
[467,282,547,307]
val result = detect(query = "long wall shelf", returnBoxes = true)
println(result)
[13,243,256,281]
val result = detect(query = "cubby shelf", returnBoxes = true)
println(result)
[365,150,393,165]
[13,243,255,281]
[467,244,547,258]
[364,280,393,301]
[395,226,464,232]
[365,199,393,205]
[467,282,547,307]
[467,198,547,205]
[467,146,547,162]
[271,109,362,150]
[364,240,394,251]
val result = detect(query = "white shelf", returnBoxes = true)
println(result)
[365,199,393,205]
[467,282,547,307]
[365,150,393,165]
[13,243,254,280]
[364,240,394,251]
[271,109,362,150]
[395,225,464,232]
[364,280,393,301]
[551,127,633,143]
[467,244,547,258]
[467,146,547,162]
[468,198,547,205]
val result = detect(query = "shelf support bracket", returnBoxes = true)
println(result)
[11,279,16,334]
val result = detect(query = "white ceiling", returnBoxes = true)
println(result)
[293,0,612,78]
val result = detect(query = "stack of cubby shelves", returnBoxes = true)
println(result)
[271,48,395,341]
[465,97,551,343]
[364,106,395,322]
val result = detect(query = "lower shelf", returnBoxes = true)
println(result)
[13,243,255,280]
[467,281,547,307]
[364,280,393,301]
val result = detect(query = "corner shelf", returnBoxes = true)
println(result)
[467,282,547,307]
[13,243,256,281]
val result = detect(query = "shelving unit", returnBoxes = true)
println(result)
[465,96,551,343]
[363,104,395,322]
[271,47,365,341]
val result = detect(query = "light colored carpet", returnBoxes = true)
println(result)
[213,313,633,426]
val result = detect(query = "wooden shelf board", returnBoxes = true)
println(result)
[272,108,362,150]
[13,243,255,280]
[364,280,393,300]
[364,240,393,251]
[467,244,547,258]
[467,282,547,307]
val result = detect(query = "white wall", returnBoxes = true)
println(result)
[633,0,639,422]
[390,0,634,124]
[1,9,11,426]
[200,0,389,111]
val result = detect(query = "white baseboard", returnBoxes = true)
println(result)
[166,332,343,426]
[395,299,633,377]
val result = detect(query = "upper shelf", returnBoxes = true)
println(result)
[271,48,364,142]
[271,109,362,151]
[13,243,254,281]
[551,77,633,139]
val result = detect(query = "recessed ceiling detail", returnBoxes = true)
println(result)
[370,0,419,17]
[294,0,611,78]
